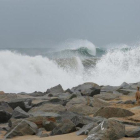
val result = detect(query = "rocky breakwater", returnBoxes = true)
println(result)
[0,82,140,140]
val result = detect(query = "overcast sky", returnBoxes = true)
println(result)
[0,0,140,48]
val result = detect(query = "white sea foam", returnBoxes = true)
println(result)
[0,45,140,93]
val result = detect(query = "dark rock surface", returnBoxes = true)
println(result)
[0,102,13,123]
[71,82,100,97]
[12,106,29,119]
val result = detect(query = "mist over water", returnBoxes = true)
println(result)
[0,40,140,93]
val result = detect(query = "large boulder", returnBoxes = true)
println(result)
[8,99,32,112]
[5,120,38,138]
[94,107,134,118]
[71,82,100,97]
[66,97,87,109]
[50,119,76,135]
[0,102,13,123]
[29,103,66,113]
[12,106,29,119]
[85,119,125,140]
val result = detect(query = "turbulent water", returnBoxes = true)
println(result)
[0,40,140,93]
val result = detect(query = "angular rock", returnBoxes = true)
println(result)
[0,102,13,123]
[36,128,49,137]
[66,97,87,109]
[94,107,134,118]
[86,119,125,140]
[50,119,76,135]
[71,82,100,97]
[9,112,61,129]
[46,84,64,94]
[76,122,97,136]
[29,103,66,113]
[8,99,32,112]
[43,121,57,131]
[5,120,38,138]
[12,106,29,119]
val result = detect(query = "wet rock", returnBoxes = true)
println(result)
[12,106,29,119]
[0,102,13,123]
[50,119,76,135]
[5,120,38,138]
[29,103,66,113]
[94,107,134,118]
[86,119,125,140]
[71,82,100,97]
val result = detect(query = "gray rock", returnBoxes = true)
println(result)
[71,82,100,97]
[8,99,32,112]
[12,107,29,119]
[50,119,76,135]
[94,93,119,101]
[101,85,120,92]
[43,121,57,131]
[117,88,136,95]
[94,107,134,118]
[29,103,66,113]
[29,91,46,97]
[46,84,64,94]
[66,97,87,109]
[125,126,140,137]
[86,119,125,140]
[0,102,13,123]
[5,120,38,138]
[36,128,49,137]
[92,98,110,108]
[67,104,96,115]
[76,122,97,136]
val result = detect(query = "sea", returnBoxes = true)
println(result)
[0,40,140,93]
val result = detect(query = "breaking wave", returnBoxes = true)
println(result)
[0,42,140,93]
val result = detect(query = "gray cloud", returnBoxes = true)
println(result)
[0,0,140,48]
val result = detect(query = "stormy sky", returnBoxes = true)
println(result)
[0,0,140,48]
